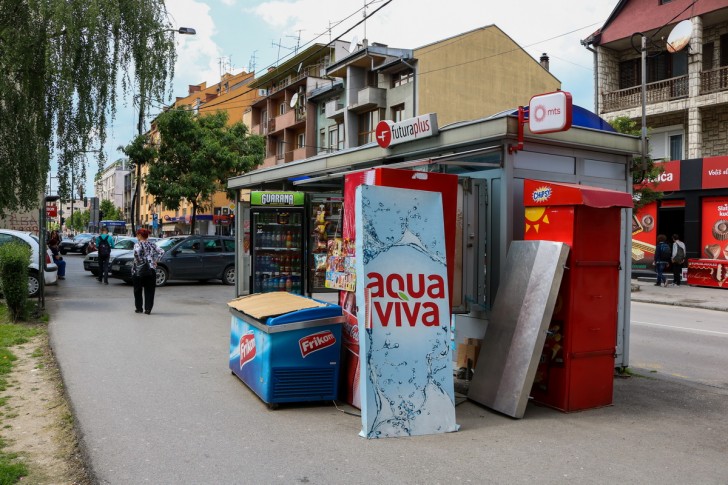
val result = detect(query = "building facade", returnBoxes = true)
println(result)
[585,0,728,266]
[94,161,129,217]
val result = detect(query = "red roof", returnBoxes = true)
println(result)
[524,180,633,208]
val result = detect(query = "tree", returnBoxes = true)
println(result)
[145,108,265,232]
[99,199,122,221]
[609,116,664,210]
[0,2,178,216]
[67,210,90,233]
[121,133,157,233]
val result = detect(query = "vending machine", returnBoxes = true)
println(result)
[250,191,306,295]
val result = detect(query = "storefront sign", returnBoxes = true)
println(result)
[355,185,457,438]
[687,259,728,288]
[375,113,438,149]
[250,191,305,206]
[528,91,572,134]
[45,204,57,217]
[645,160,681,192]
[701,156,728,190]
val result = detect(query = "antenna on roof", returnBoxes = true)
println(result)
[286,30,304,55]
[248,50,258,73]
[272,38,294,66]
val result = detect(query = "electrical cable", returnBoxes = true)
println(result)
[332,400,361,417]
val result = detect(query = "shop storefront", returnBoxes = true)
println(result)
[631,156,728,288]
[228,107,640,369]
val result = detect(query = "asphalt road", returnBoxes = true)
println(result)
[630,302,728,390]
[47,255,728,484]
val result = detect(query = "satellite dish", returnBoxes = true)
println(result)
[297,62,303,73]
[289,92,299,108]
[666,19,692,53]
[349,35,359,53]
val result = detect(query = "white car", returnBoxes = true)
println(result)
[0,229,58,297]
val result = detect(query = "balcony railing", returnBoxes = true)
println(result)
[602,75,688,112]
[700,66,728,95]
[267,61,330,96]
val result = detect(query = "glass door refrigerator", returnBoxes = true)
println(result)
[250,191,306,295]
[308,194,344,294]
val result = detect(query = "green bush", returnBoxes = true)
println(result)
[0,243,30,322]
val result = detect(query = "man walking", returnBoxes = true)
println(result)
[671,234,686,286]
[96,227,115,284]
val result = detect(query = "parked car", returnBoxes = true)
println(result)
[0,229,58,297]
[58,233,95,255]
[110,235,234,286]
[83,237,138,276]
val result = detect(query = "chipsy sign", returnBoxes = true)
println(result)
[375,113,438,149]
[250,191,305,206]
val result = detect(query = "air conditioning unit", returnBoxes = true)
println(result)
[257,89,268,96]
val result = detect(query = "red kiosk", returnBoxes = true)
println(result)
[523,179,632,412]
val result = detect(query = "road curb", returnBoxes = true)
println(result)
[631,297,728,313]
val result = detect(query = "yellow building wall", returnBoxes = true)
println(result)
[415,26,561,126]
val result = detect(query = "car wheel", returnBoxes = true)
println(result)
[155,266,169,287]
[28,271,40,298]
[60,249,68,255]
[222,265,235,285]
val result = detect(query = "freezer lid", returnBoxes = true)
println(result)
[228,292,325,319]
[229,308,344,334]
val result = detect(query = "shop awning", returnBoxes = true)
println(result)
[524,179,633,208]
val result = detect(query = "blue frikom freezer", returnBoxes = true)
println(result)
[228,293,343,407]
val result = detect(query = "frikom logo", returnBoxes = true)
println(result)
[239,332,256,369]
[532,186,552,203]
[299,331,336,358]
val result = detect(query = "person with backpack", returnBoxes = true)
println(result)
[654,234,671,287]
[671,234,687,286]
[96,226,115,284]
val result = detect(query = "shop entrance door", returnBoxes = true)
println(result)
[453,178,487,314]
[658,203,685,240]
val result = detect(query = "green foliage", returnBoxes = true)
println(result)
[0,1,178,215]
[0,438,28,484]
[145,108,265,229]
[67,210,90,233]
[608,116,663,210]
[99,199,122,221]
[0,244,30,321]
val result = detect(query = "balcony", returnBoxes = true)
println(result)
[602,75,688,113]
[350,86,386,113]
[325,99,345,119]
[700,66,728,95]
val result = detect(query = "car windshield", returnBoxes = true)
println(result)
[113,238,137,250]
[156,238,180,252]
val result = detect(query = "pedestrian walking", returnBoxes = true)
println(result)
[671,234,687,286]
[132,228,164,315]
[654,234,671,287]
[95,227,114,284]
[47,230,66,280]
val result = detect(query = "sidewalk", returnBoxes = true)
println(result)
[630,278,728,312]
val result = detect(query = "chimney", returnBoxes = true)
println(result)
[188,84,202,95]
[540,53,550,71]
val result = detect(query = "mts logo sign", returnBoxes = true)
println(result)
[528,91,572,134]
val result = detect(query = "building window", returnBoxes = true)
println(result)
[618,51,688,89]
[277,139,285,160]
[337,123,345,150]
[669,134,683,160]
[392,104,405,123]
[392,69,414,88]
[721,34,728,67]
[659,0,673,4]
[319,129,326,153]
[320,103,326,114]
[297,133,305,149]
[279,102,286,116]
[703,43,715,71]
[358,109,384,145]
[328,127,338,152]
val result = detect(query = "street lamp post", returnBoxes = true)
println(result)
[130,26,196,234]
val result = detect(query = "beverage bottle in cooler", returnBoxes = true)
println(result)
[278,276,286,291]
[285,276,292,293]
[286,231,292,248]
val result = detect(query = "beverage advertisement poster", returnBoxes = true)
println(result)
[325,238,356,291]
[355,185,457,438]
[631,202,658,269]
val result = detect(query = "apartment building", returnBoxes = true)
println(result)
[94,161,129,216]
[250,26,560,160]
[585,0,728,265]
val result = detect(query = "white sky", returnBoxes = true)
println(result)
[85,0,620,196]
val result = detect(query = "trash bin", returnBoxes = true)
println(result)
[228,293,344,407]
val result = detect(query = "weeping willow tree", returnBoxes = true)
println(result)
[0,0,178,216]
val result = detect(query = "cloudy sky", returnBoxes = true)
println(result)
[82,0,620,197]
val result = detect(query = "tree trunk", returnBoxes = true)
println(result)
[190,202,198,235]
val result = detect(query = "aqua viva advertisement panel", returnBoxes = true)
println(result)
[355,185,457,438]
